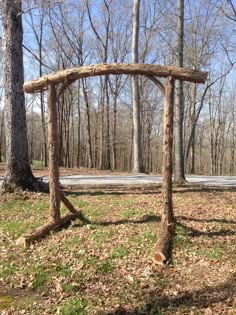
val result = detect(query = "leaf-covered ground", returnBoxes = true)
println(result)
[0,185,236,314]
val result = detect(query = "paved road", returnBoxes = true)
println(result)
[1,175,236,187]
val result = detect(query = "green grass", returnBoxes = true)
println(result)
[204,247,223,259]
[0,187,235,314]
[0,296,13,311]
[59,298,87,315]
[31,160,43,166]
[142,231,157,243]
[111,246,128,259]
[0,264,17,278]
[90,229,113,243]
[120,209,137,219]
[97,260,113,273]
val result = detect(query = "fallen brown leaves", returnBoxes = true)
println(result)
[0,185,235,314]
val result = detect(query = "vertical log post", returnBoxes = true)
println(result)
[153,76,175,265]
[48,83,61,224]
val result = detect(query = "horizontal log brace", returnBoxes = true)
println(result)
[24,63,208,93]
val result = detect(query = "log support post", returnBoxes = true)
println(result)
[48,83,61,224]
[153,76,175,265]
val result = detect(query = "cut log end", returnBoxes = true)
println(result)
[152,252,167,266]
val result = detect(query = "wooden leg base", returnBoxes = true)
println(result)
[16,211,82,247]
[152,222,175,266]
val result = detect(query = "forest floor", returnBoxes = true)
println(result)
[0,184,236,314]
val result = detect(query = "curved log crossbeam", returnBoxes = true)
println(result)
[24,63,208,93]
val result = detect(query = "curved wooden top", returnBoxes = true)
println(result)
[24,63,208,93]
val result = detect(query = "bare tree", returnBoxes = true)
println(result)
[132,0,144,173]
[174,0,186,183]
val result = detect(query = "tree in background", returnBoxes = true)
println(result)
[1,0,37,192]
[174,0,186,183]
[132,0,144,173]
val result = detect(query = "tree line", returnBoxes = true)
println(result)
[0,0,236,192]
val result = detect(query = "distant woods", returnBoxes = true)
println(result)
[0,0,235,175]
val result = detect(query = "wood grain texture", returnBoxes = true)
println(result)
[24,63,208,93]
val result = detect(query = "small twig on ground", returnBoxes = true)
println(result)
[0,229,15,245]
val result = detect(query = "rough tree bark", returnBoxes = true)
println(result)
[174,0,186,184]
[48,84,61,224]
[1,0,38,192]
[153,76,175,265]
[24,64,207,93]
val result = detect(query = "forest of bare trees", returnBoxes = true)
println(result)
[0,0,235,176]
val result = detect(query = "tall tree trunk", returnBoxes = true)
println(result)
[82,79,93,168]
[0,112,4,163]
[230,103,235,175]
[77,81,81,168]
[105,76,111,169]
[174,0,186,183]
[1,0,37,192]
[190,83,197,174]
[132,0,144,173]
[112,89,118,170]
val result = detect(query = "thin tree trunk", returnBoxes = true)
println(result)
[82,79,93,168]
[77,82,81,168]
[112,89,118,170]
[132,0,143,173]
[190,83,197,174]
[174,0,186,183]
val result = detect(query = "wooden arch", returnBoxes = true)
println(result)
[18,63,207,264]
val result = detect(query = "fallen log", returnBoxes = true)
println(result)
[16,211,82,247]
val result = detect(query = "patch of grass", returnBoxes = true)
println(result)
[205,247,223,259]
[59,298,87,315]
[1,221,28,238]
[31,160,43,166]
[83,256,98,268]
[64,235,81,246]
[90,229,112,243]
[143,231,157,243]
[0,295,13,311]
[0,295,34,312]
[55,265,71,277]
[111,246,128,259]
[97,260,113,273]
[120,209,137,219]
[0,264,17,278]
[112,199,134,207]
[31,271,48,290]
[61,283,77,293]
[24,263,51,290]
[174,224,191,249]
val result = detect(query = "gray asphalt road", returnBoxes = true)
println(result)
[1,175,236,187]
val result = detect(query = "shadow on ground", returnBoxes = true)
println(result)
[103,272,236,314]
